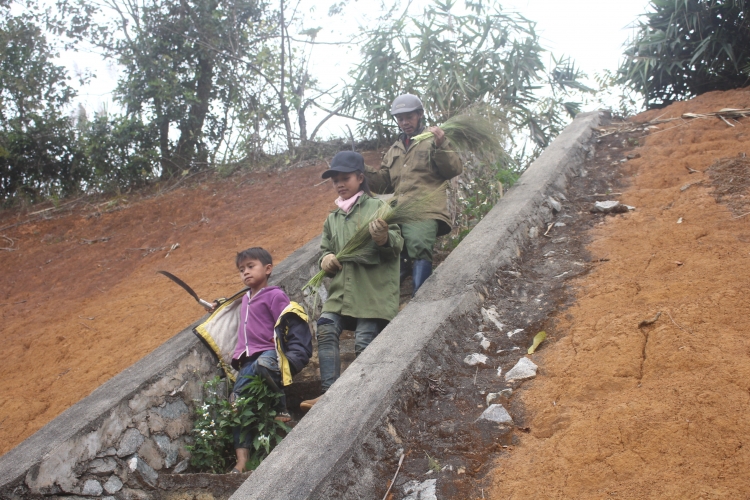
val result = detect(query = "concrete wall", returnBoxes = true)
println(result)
[0,236,323,500]
[229,111,607,499]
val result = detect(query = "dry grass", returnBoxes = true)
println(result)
[707,154,750,216]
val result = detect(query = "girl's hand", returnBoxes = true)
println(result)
[321,253,342,274]
[429,126,446,147]
[369,219,389,246]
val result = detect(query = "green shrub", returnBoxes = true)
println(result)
[187,375,289,473]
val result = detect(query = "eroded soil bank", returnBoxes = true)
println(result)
[488,89,750,498]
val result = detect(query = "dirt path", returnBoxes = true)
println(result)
[489,89,750,498]
[0,162,342,456]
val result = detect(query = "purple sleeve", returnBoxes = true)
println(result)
[269,290,291,322]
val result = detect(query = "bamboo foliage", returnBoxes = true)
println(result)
[411,110,503,158]
[619,0,750,108]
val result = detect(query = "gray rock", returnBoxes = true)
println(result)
[153,400,189,420]
[172,459,189,474]
[103,475,123,494]
[463,353,488,366]
[499,388,513,398]
[117,429,145,458]
[152,434,172,455]
[164,447,179,469]
[591,200,634,214]
[81,479,102,496]
[152,434,179,467]
[403,478,437,500]
[505,357,538,382]
[480,339,492,351]
[96,447,117,458]
[103,497,116,500]
[547,196,562,212]
[477,404,513,424]
[127,457,158,489]
[89,457,117,475]
[486,393,500,406]
[529,226,539,238]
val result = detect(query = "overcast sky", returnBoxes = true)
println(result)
[58,0,654,138]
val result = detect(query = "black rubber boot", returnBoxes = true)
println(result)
[412,259,433,296]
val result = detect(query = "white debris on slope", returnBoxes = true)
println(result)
[477,404,514,424]
[403,479,437,500]
[464,353,489,366]
[504,357,538,382]
[481,306,505,331]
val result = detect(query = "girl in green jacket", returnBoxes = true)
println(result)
[300,151,403,410]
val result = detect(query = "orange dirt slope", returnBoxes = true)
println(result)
[0,162,342,456]
[489,89,750,498]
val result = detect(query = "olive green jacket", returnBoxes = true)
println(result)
[365,130,463,236]
[320,194,404,321]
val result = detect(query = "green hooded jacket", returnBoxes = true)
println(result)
[365,129,463,236]
[320,194,404,321]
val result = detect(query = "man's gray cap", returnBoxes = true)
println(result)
[390,93,424,115]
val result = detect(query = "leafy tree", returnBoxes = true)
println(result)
[619,0,750,108]
[0,7,85,202]
[79,111,160,192]
[341,0,590,151]
[54,0,279,177]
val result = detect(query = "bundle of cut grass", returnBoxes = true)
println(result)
[412,112,502,157]
[303,186,445,303]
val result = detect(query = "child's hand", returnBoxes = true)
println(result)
[369,218,389,246]
[321,253,342,274]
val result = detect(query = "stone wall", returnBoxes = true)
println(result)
[0,236,323,500]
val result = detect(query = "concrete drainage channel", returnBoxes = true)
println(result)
[0,110,611,500]
[230,110,610,499]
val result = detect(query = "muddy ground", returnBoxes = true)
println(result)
[482,90,750,499]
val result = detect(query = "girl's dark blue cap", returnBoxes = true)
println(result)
[322,151,365,179]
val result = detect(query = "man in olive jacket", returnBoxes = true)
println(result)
[365,93,463,294]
